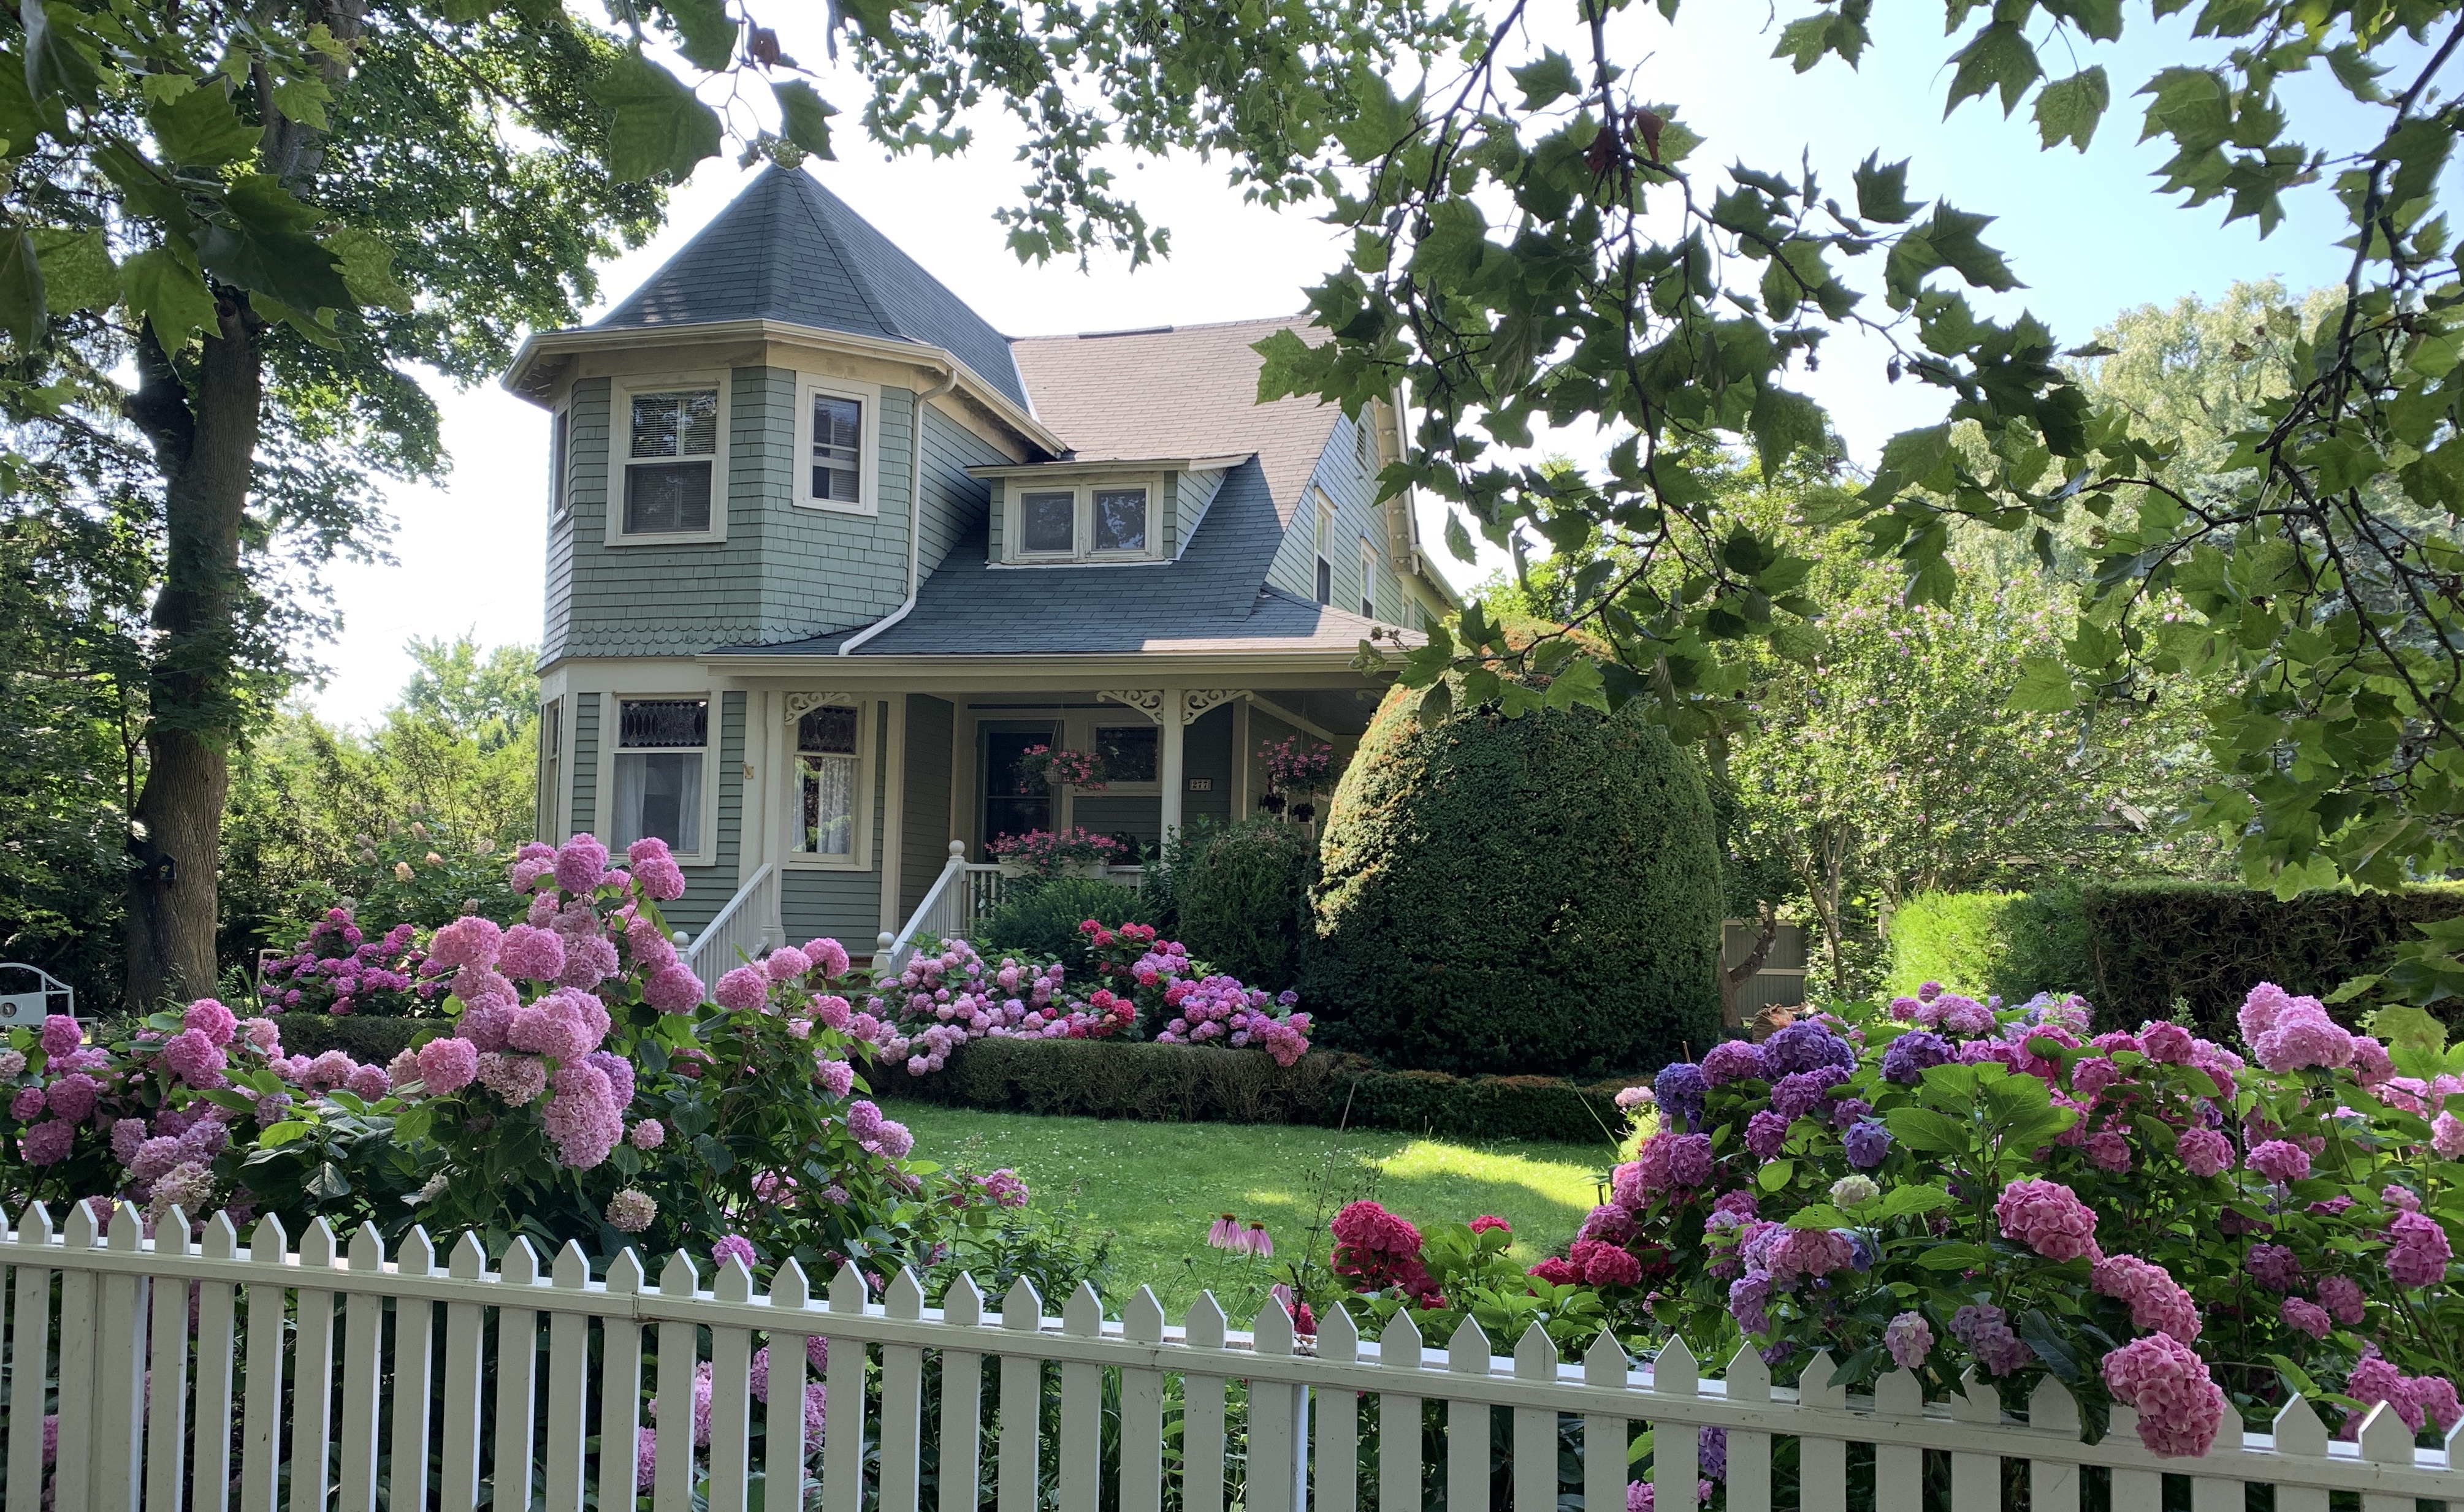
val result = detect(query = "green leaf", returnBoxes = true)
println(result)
[2370,1003,2447,1057]
[196,175,354,313]
[591,50,723,185]
[1883,1106,1967,1154]
[1786,1203,1851,1228]
[0,229,43,345]
[269,73,332,131]
[122,246,219,350]
[29,227,112,314]
[2034,67,2110,151]
[1878,1183,1954,1218]
[1757,1158,1795,1192]
[2007,655,2078,712]
[259,1120,312,1147]
[660,0,738,72]
[1945,24,2040,116]
[1509,50,1581,111]
[771,81,837,159]
[1871,423,1953,498]
[147,78,257,165]
[20,0,100,109]
[1913,1242,1994,1271]
[322,227,411,312]
[1747,384,1825,478]
[1853,153,1917,224]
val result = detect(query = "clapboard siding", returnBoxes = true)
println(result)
[899,695,955,920]
[1185,704,1235,826]
[918,405,1004,583]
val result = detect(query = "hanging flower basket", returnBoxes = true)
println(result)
[1016,745,1108,791]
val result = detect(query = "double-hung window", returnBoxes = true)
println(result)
[1360,539,1380,620]
[1314,498,1335,606]
[536,698,563,842]
[794,704,861,860]
[798,379,877,512]
[548,408,572,522]
[613,698,706,855]
[621,386,721,537]
[1093,487,1148,553]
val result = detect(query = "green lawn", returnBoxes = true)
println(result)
[883,1100,1620,1313]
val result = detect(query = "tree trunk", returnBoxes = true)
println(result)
[123,302,263,1010]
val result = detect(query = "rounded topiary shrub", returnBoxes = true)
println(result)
[1304,685,1724,1077]
[1175,816,1314,992]
[979,876,1154,978]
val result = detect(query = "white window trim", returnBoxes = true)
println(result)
[600,693,722,867]
[792,374,882,517]
[784,697,875,872]
[606,370,731,547]
[1313,490,1337,605]
[1001,474,1167,564]
[537,695,565,843]
[548,403,573,525]
[1360,537,1382,620]
[1085,716,1164,797]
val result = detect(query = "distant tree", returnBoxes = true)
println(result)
[399,634,538,754]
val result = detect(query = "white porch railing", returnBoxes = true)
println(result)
[7,1199,2461,1512]
[685,862,779,982]
[877,848,1148,973]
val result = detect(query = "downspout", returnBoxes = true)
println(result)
[841,359,960,656]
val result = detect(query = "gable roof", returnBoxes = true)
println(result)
[593,164,1030,411]
[1010,319,1337,523]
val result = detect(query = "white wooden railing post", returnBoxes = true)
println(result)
[937,1273,986,1512]
[146,1207,196,1512]
[1444,1316,1491,1512]
[1248,1298,1304,1512]
[823,1263,869,1512]
[1718,1344,1771,1512]
[239,1215,290,1512]
[336,1223,388,1512]
[708,1255,757,1512]
[1948,1366,2001,1510]
[1796,1347,1848,1512]
[91,1201,147,1512]
[880,1269,930,1512]
[653,1252,700,1512]
[1582,1333,1633,1512]
[50,1200,99,1512]
[193,1211,240,1512]
[440,1230,490,1512]
[2027,1374,2083,1512]
[2359,1402,2419,1512]
[543,1242,593,1512]
[4,1203,53,1512]
[597,1250,647,1512]
[389,1228,439,1512]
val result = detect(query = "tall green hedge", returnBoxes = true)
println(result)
[1303,683,1724,1077]
[1886,880,2464,1036]
[1174,817,1314,991]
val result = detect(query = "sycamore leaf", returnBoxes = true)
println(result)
[147,75,256,165]
[771,80,836,158]
[20,0,100,109]
[1946,23,2040,116]
[1747,384,1825,478]
[121,252,219,352]
[1853,153,1917,224]
[1509,49,1580,111]
[2370,1003,2446,1057]
[2007,655,2078,712]
[322,227,411,313]
[660,0,738,72]
[196,175,354,314]
[2035,67,2109,151]
[269,72,332,131]
[590,49,722,185]
[30,226,114,313]
[0,228,40,344]
[1443,511,1475,563]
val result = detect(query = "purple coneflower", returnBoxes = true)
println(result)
[1207,1214,1241,1249]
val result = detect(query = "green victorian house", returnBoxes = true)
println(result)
[503,164,1458,975]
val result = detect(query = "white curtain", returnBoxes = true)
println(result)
[799,753,856,856]
[615,751,701,852]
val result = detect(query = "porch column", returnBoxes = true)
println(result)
[1159,685,1186,838]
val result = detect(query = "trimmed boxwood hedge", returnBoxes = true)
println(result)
[896,1037,1632,1144]
[1886,880,2464,1038]
[274,1012,430,1063]
[1303,681,1724,1077]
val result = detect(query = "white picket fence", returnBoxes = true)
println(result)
[3,1199,2460,1512]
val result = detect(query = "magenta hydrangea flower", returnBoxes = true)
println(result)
[1699,1039,1768,1086]
[553,834,609,894]
[2248,1139,2311,1183]
[43,1072,97,1121]
[416,1036,479,1095]
[1665,1132,1712,1187]
[2138,1021,2193,1064]
[39,1015,79,1060]
[803,938,852,978]
[2435,1111,2464,1160]
[2251,999,2355,1074]
[1995,1178,2100,1261]
[475,1051,549,1106]
[2389,1210,2453,1288]
[1883,1311,1932,1370]
[183,998,238,1047]
[715,967,769,1011]
[2238,981,2298,1043]
[763,946,813,982]
[2246,1243,2301,1291]
[20,1119,74,1165]
[845,1100,885,1141]
[606,1188,657,1233]
[627,837,688,900]
[345,1065,391,1101]
[2089,1253,2201,1342]
[2175,1126,2232,1178]
[2318,1275,2367,1324]
[541,1063,625,1169]
[644,963,705,1014]
[496,924,566,982]
[2102,1333,2227,1457]
[631,1119,665,1150]
[712,1234,758,1271]
[1843,1120,1892,1169]
[872,1119,914,1159]
[1950,1304,2033,1375]
[814,1057,855,1099]
[2281,1296,2332,1339]
[163,1030,227,1090]
[1744,1109,1789,1161]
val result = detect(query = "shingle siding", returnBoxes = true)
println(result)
[753,370,912,633]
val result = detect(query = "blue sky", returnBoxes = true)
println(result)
[309,1,2384,723]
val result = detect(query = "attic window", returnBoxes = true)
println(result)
[1021,491,1075,553]
[1005,478,1164,563]
[1093,488,1148,553]
[623,388,719,535]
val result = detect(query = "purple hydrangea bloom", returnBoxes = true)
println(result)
[1745,1109,1790,1160]
[1844,1120,1893,1169]
[1765,1019,1857,1076]
[1771,1065,1850,1122]
[1880,1030,1951,1085]
[1654,1062,1709,1130]
[1700,1039,1769,1087]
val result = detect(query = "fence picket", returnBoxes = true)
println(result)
[1445,1316,1491,1512]
[2269,1396,2331,1512]
[996,1277,1045,1512]
[5,1205,52,1512]
[879,1270,929,1512]
[494,1240,543,1512]
[335,1223,387,1512]
[190,1214,238,1512]
[1510,1324,1557,1512]
[1053,1282,1101,1512]
[543,1242,592,1512]
[1181,1293,1228,1512]
[1869,1369,1921,1508]
[51,1201,99,1512]
[936,1290,985,1512]
[1118,1286,1164,1512]
[708,1255,757,1512]
[2359,1400,2417,1512]
[89,1202,147,1512]
[289,1220,340,1512]
[653,1252,700,1512]
[144,1209,194,1512]
[1247,1299,1300,1512]
[237,1215,288,1512]
[2107,1406,2161,1512]
[2025,1375,2082,1512]
[765,1261,814,1510]
[390,1228,438,1512]
[1795,1348,1848,1512]
[1581,1331,1631,1512]
[1376,1308,1423,1512]
[823,1263,870,1512]
[1947,1367,1999,1511]
[1717,1347,1771,1512]
[1647,1338,1698,1512]
[439,1231,490,1512]
[596,1251,647,1512]
[1313,1305,1361,1512]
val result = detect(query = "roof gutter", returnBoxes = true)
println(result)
[841,361,961,656]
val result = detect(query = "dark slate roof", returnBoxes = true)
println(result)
[715,458,1412,657]
[1012,319,1337,526]
[594,164,1030,410]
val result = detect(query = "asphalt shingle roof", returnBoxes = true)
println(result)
[1010,319,1338,526]
[593,164,1030,411]
[716,458,1406,657]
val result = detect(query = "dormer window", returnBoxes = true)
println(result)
[796,377,879,514]
[1002,476,1163,563]
[612,374,728,544]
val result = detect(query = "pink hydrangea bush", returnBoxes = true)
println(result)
[1572,982,2464,1460]
[256,911,428,1016]
[1077,921,1313,1065]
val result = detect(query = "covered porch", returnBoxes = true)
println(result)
[678,663,1386,981]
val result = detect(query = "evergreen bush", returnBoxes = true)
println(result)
[1173,816,1315,992]
[1304,682,1724,1077]
[978,877,1154,978]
